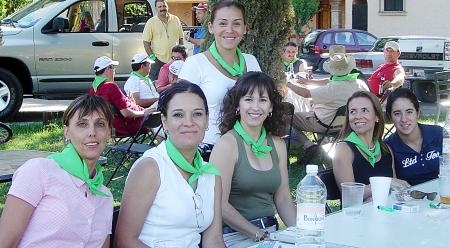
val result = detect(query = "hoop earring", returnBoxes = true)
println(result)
[64,138,71,145]
[235,109,240,116]
[268,112,272,117]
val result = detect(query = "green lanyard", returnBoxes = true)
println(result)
[344,131,380,167]
[165,138,221,190]
[233,121,272,158]
[283,57,299,72]
[92,76,109,92]
[48,143,108,197]
[331,73,359,81]
[131,71,153,89]
[208,41,245,77]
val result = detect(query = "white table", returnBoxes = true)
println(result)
[324,179,450,248]
[249,179,450,248]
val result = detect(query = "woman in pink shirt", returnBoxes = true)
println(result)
[0,94,114,247]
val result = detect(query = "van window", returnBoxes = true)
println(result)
[57,0,106,33]
[355,32,376,46]
[117,0,153,32]
[5,0,62,28]
[335,32,355,45]
[322,33,332,45]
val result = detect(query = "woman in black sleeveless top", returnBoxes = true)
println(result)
[332,91,409,199]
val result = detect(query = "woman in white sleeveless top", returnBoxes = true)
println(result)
[115,81,225,248]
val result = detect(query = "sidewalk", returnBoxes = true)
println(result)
[11,98,72,123]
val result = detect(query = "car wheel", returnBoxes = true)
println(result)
[411,80,436,103]
[0,68,23,119]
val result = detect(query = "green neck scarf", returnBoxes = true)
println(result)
[331,73,359,82]
[344,131,380,167]
[131,71,153,88]
[165,138,221,190]
[208,41,245,77]
[92,76,109,92]
[283,57,299,72]
[48,143,108,197]
[233,121,272,158]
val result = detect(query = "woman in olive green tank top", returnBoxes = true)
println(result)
[210,72,296,248]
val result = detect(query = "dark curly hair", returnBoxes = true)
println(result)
[219,71,286,136]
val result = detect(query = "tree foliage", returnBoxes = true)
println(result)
[291,0,320,35]
[0,0,31,20]
[204,0,295,83]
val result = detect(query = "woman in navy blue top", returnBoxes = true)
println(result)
[385,88,442,186]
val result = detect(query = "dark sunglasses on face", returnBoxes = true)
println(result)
[172,56,182,61]
[409,190,437,201]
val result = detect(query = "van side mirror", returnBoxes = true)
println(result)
[42,17,69,34]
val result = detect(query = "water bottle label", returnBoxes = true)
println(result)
[296,203,325,231]
[443,138,450,155]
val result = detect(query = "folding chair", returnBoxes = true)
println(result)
[311,105,346,147]
[110,206,120,248]
[280,102,295,172]
[317,168,341,214]
[106,112,163,186]
[434,71,450,124]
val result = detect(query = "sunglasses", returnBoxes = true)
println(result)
[172,56,182,61]
[409,190,437,201]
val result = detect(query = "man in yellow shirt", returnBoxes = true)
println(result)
[143,0,184,80]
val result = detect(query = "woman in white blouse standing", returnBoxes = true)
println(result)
[179,0,261,160]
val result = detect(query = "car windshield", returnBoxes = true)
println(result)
[370,37,399,52]
[1,0,64,28]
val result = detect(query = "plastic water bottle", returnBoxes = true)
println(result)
[295,164,327,248]
[443,115,450,156]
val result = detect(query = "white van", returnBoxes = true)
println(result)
[353,36,450,102]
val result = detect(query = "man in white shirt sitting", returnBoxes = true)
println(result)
[124,54,159,108]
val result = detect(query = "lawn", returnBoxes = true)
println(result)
[0,114,443,214]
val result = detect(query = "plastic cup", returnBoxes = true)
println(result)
[341,182,365,216]
[369,176,392,209]
[439,155,450,205]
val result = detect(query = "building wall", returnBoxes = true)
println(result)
[347,0,450,37]
[168,2,195,25]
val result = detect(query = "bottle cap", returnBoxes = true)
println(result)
[306,164,318,174]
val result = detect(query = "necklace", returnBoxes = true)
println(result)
[368,144,375,151]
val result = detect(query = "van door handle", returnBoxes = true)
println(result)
[92,41,109,46]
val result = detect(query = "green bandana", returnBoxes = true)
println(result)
[233,121,272,158]
[208,41,245,77]
[149,53,156,61]
[92,76,109,92]
[283,57,299,72]
[344,131,380,167]
[331,73,359,82]
[48,143,108,197]
[131,71,153,89]
[165,138,221,190]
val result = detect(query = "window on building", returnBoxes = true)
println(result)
[384,0,403,11]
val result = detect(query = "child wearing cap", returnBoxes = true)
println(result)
[124,53,159,108]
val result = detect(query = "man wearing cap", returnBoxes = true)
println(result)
[368,41,405,100]
[156,45,187,93]
[124,53,159,108]
[287,45,369,157]
[143,0,184,81]
[89,56,155,136]
[186,2,208,54]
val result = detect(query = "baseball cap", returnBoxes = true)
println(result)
[131,53,155,64]
[193,2,208,10]
[169,60,184,76]
[93,56,119,72]
[384,41,400,52]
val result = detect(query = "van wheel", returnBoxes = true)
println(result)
[318,59,327,73]
[411,80,436,103]
[0,68,23,119]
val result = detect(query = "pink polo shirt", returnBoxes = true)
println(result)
[8,158,113,248]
